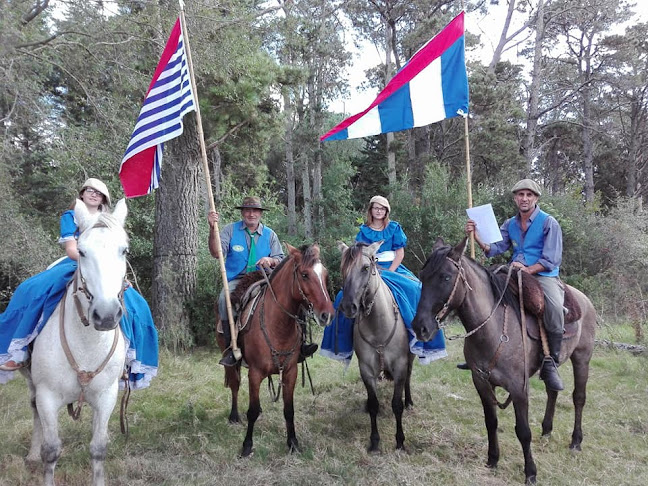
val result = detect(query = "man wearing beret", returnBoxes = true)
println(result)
[465,179,565,391]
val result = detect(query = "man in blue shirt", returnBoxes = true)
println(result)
[465,179,565,391]
[208,196,285,366]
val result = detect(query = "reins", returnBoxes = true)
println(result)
[440,258,513,341]
[258,260,319,401]
[60,271,122,421]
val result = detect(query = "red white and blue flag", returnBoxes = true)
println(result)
[119,18,196,198]
[321,12,468,142]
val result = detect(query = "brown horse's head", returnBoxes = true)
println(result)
[283,243,334,327]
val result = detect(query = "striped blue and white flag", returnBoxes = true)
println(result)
[119,18,196,198]
[321,12,468,142]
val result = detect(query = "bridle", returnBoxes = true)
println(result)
[72,258,127,327]
[432,255,513,341]
[61,262,127,421]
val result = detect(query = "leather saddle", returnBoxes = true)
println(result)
[216,271,268,334]
[492,266,582,341]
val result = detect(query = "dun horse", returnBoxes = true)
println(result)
[337,241,415,452]
[217,243,334,457]
[21,199,129,486]
[412,238,596,484]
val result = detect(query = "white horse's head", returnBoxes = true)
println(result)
[74,198,129,331]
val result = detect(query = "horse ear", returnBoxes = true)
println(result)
[449,237,469,261]
[337,241,348,253]
[433,237,445,251]
[367,240,383,255]
[284,242,297,255]
[74,198,92,232]
[112,198,128,226]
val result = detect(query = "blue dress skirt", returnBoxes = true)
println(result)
[320,260,447,367]
[0,257,158,389]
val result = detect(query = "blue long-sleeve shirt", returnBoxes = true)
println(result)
[486,205,562,273]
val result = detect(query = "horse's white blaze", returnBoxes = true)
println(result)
[313,262,330,302]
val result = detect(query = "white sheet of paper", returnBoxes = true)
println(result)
[466,204,502,244]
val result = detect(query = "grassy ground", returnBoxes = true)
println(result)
[1,323,647,486]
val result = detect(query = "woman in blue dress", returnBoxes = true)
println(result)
[321,195,447,366]
[0,178,158,389]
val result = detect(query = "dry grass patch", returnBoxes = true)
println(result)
[1,324,647,485]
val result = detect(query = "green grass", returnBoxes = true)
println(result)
[1,323,647,485]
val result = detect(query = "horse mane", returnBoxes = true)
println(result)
[426,244,519,312]
[340,242,369,278]
[270,244,320,283]
[92,212,127,235]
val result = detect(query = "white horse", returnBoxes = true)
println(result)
[21,198,129,486]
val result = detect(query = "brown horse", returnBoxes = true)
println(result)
[412,238,596,485]
[337,241,415,452]
[216,243,334,457]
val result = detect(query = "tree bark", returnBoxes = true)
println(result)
[524,0,545,174]
[301,151,312,238]
[152,117,200,351]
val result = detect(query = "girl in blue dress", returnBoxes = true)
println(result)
[0,178,158,389]
[321,195,447,366]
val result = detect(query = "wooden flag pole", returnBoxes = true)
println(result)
[179,2,241,360]
[464,114,475,259]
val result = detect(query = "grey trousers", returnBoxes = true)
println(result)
[218,277,242,324]
[536,275,565,335]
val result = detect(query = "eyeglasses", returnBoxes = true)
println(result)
[372,206,387,212]
[84,187,103,196]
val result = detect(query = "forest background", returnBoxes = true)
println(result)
[1,0,647,351]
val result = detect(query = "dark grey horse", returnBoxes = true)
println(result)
[338,241,415,452]
[412,238,596,484]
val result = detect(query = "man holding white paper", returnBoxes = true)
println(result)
[464,179,565,392]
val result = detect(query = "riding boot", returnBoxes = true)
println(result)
[540,332,564,391]
[456,362,470,370]
[219,320,239,367]
[298,320,318,362]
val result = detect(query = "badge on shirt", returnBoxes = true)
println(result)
[232,245,245,252]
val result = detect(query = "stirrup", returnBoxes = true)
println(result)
[219,350,239,367]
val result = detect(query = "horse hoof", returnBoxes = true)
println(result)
[569,443,582,452]
[485,462,498,469]
[288,442,300,454]
[525,475,537,484]
[228,414,241,424]
[239,447,253,458]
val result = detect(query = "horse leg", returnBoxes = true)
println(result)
[35,392,62,486]
[474,381,499,469]
[569,358,590,451]
[404,354,415,409]
[282,366,299,453]
[392,376,406,450]
[512,393,537,484]
[224,366,241,424]
[241,370,263,457]
[22,370,43,464]
[89,391,118,486]
[360,370,380,453]
[541,388,558,437]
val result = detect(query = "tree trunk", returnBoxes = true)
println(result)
[524,0,544,174]
[301,151,312,238]
[283,88,297,235]
[385,19,396,189]
[209,146,222,202]
[152,117,200,351]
